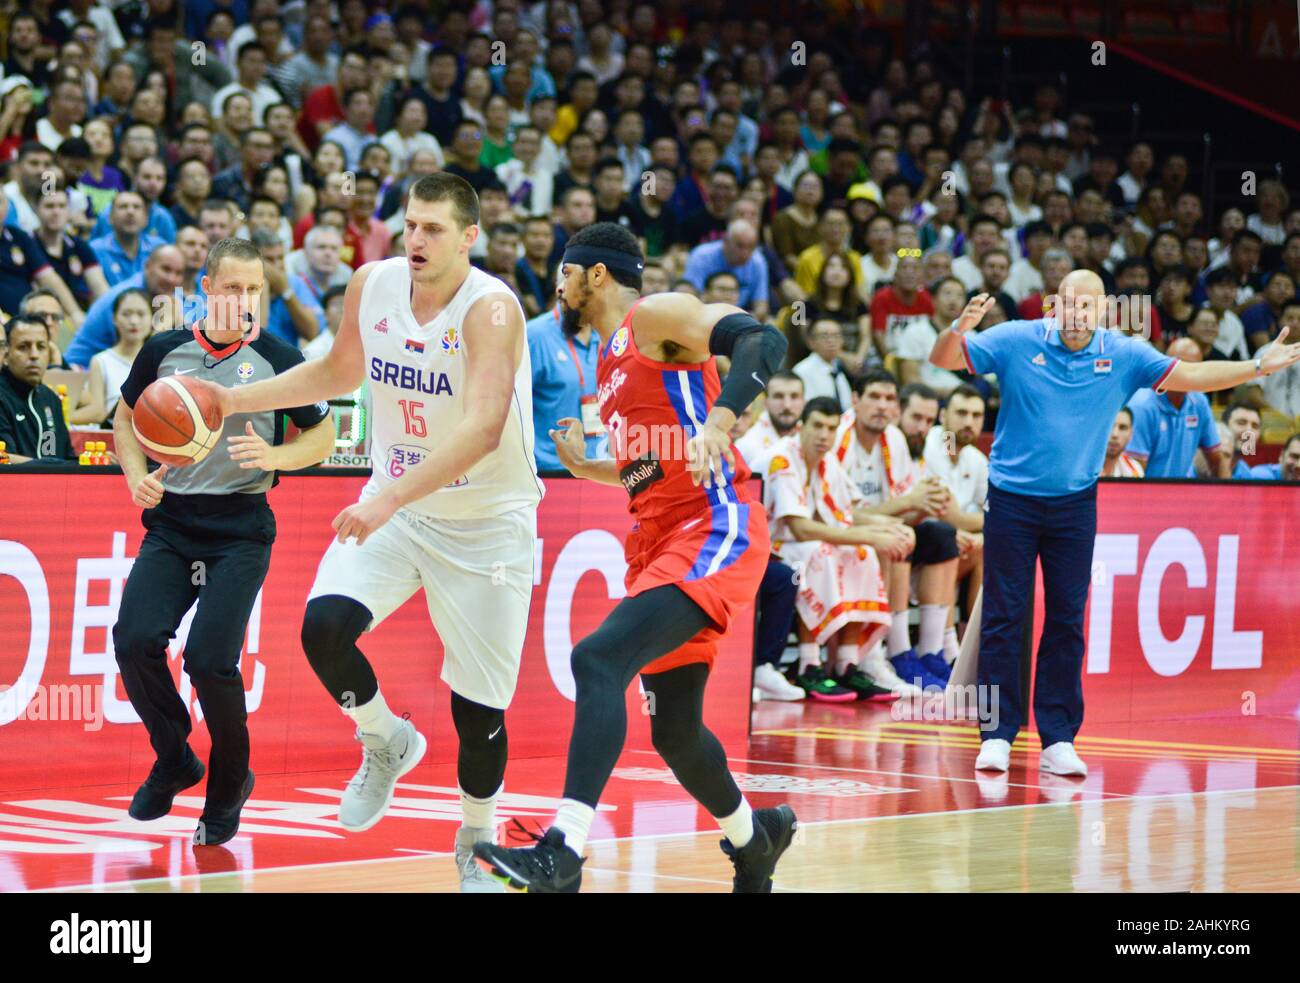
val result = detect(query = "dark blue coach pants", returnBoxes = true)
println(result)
[978,481,1097,747]
[755,557,797,667]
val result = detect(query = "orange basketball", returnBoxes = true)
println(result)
[131,375,225,467]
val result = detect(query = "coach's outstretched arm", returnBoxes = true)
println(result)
[631,292,787,487]
[929,293,997,371]
[206,264,377,417]
[1161,325,1300,392]
[330,290,525,544]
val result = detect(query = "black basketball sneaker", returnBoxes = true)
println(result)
[720,805,798,893]
[473,822,585,893]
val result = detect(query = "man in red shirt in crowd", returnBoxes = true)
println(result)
[296,48,371,151]
[870,249,934,360]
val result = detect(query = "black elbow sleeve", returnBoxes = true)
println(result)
[710,313,788,415]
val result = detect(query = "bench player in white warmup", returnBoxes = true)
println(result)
[205,174,542,892]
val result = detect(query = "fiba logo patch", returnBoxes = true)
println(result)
[236,361,254,382]
[441,325,461,355]
[610,326,629,357]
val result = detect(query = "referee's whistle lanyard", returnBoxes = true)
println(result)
[192,320,258,368]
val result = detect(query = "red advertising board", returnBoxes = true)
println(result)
[1032,481,1300,725]
[0,474,755,795]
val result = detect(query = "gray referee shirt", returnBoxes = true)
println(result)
[120,325,330,496]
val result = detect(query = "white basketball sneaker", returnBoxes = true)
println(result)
[455,826,506,893]
[975,738,1011,772]
[1039,742,1088,777]
[338,718,427,831]
[863,647,923,697]
[754,663,806,701]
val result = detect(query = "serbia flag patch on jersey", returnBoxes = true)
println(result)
[1094,358,1112,373]
[405,338,425,355]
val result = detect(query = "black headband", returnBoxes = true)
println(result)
[562,244,645,279]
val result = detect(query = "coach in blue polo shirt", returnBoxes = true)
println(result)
[930,270,1300,777]
[527,302,605,471]
[1126,338,1228,478]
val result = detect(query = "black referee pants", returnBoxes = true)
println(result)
[113,496,274,808]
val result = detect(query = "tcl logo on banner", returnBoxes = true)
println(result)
[1034,482,1300,723]
[0,475,754,794]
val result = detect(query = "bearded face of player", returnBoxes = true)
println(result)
[766,379,805,434]
[943,393,985,451]
[899,395,939,457]
[557,262,594,336]
[404,196,476,285]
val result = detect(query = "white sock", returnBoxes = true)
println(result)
[943,626,960,664]
[343,689,402,741]
[834,644,860,675]
[888,611,911,656]
[798,642,820,671]
[552,798,595,854]
[717,798,754,848]
[460,783,501,831]
[918,604,948,655]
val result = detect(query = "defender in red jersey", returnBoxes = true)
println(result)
[475,223,797,893]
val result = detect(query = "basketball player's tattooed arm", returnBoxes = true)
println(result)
[331,291,526,544]
[550,416,623,485]
[631,292,787,488]
[929,293,996,370]
[210,264,374,417]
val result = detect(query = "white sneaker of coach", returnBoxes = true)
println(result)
[754,663,806,701]
[1039,741,1088,777]
[974,738,1011,772]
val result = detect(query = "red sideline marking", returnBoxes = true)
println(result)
[1106,40,1300,134]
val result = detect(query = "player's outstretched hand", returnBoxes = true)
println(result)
[131,463,169,509]
[1260,325,1300,375]
[332,494,398,546]
[956,293,996,334]
[185,377,236,418]
[550,417,588,474]
[227,421,277,470]
[687,422,735,489]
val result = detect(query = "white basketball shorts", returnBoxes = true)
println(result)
[307,503,537,710]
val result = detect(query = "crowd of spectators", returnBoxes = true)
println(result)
[0,0,1295,482]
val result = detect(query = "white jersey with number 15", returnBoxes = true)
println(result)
[356,257,543,519]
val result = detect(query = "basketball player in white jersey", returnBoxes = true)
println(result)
[202,173,542,892]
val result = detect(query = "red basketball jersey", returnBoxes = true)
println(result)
[595,298,755,533]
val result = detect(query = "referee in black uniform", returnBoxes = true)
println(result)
[112,238,334,846]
